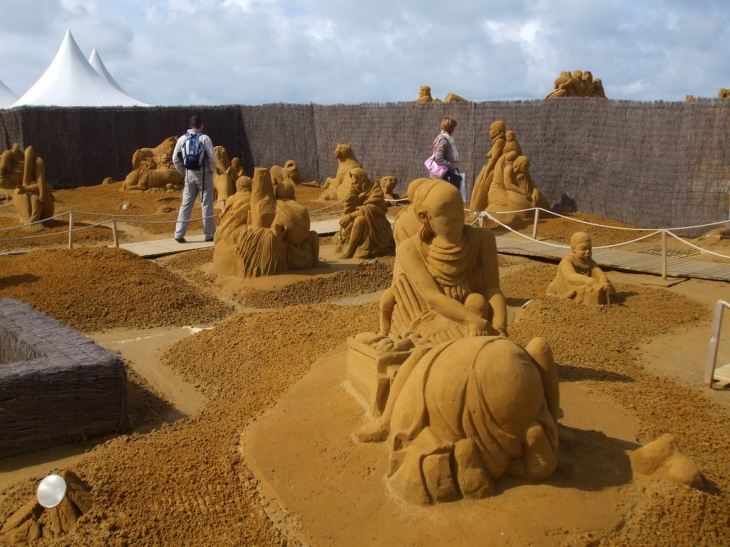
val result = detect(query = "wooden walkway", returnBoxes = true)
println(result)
[496,235,730,282]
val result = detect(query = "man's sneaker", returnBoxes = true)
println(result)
[175,237,186,243]
[205,236,214,242]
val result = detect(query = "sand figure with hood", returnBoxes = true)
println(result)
[319,143,362,201]
[213,168,319,277]
[351,179,560,505]
[547,232,615,305]
[487,155,549,223]
[12,146,55,231]
[215,176,252,247]
[334,168,394,259]
[470,121,507,212]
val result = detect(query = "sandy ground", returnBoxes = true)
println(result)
[1,186,729,546]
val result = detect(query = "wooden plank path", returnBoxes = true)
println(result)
[496,235,730,282]
[118,223,730,281]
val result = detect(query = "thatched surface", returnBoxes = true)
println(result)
[0,298,131,457]
[2,100,730,230]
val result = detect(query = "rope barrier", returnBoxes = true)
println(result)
[665,230,730,260]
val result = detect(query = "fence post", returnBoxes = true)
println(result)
[68,211,74,249]
[478,213,484,228]
[705,300,727,388]
[111,219,119,248]
[661,230,668,280]
[532,208,539,239]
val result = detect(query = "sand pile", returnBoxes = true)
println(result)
[0,248,232,332]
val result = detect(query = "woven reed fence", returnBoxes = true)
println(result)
[0,298,132,457]
[1,100,729,230]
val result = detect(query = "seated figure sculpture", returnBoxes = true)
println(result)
[351,180,560,505]
[213,168,319,277]
[546,70,608,99]
[547,232,615,305]
[12,146,55,231]
[319,143,362,201]
[334,168,394,259]
[215,176,252,249]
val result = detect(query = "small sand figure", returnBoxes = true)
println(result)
[12,146,55,231]
[334,168,394,259]
[547,232,615,305]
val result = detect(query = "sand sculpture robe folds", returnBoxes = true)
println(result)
[335,179,394,259]
[387,336,559,505]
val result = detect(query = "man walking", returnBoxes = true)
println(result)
[172,115,217,243]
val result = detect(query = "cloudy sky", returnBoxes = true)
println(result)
[2,0,729,105]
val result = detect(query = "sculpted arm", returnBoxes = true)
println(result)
[559,256,598,286]
[477,230,508,335]
[591,264,614,290]
[485,139,505,173]
[400,240,496,335]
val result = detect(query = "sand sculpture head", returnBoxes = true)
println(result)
[570,231,593,265]
[379,176,398,194]
[513,155,530,174]
[283,159,300,183]
[489,121,506,139]
[419,86,431,98]
[334,143,354,161]
[506,130,516,142]
[236,176,252,193]
[413,179,464,244]
[348,167,371,193]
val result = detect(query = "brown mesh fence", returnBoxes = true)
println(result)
[1,100,729,230]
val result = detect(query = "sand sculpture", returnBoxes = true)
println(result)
[0,470,92,543]
[719,89,730,98]
[547,232,615,305]
[213,147,245,205]
[392,178,431,245]
[270,159,300,187]
[0,143,25,193]
[630,434,702,488]
[469,120,507,212]
[333,168,395,259]
[319,142,363,201]
[378,175,399,203]
[131,136,177,170]
[9,145,55,230]
[546,70,607,99]
[470,124,548,218]
[347,180,560,505]
[213,167,319,277]
[413,85,468,103]
[104,137,183,192]
[486,154,550,222]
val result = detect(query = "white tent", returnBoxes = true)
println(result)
[0,79,18,108]
[13,30,148,107]
[88,48,128,95]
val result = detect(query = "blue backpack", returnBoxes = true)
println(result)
[181,131,206,170]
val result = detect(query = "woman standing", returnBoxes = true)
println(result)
[431,116,462,192]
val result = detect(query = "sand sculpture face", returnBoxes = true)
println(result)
[546,232,616,305]
[489,121,506,139]
[333,167,394,259]
[347,178,560,505]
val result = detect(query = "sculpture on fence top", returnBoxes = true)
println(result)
[334,167,394,259]
[213,167,319,277]
[719,89,730,98]
[412,85,468,103]
[486,155,549,223]
[547,232,615,305]
[546,70,607,99]
[348,179,560,505]
[12,145,55,231]
[319,142,363,201]
[469,120,507,212]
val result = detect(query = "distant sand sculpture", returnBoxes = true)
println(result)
[0,144,26,193]
[213,147,245,205]
[10,145,55,231]
[547,232,616,305]
[105,137,183,192]
[270,160,301,187]
[347,180,560,505]
[470,120,507,212]
[546,70,607,99]
[213,167,319,277]
[378,175,399,204]
[333,167,394,259]
[413,85,468,103]
[319,142,362,201]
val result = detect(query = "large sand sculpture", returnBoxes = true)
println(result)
[5,145,55,230]
[546,70,607,99]
[470,123,548,217]
[213,167,319,277]
[333,167,394,259]
[547,232,616,305]
[348,180,560,504]
[213,146,246,205]
[270,159,300,187]
[319,142,362,201]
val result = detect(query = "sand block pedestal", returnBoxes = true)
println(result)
[345,336,411,416]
